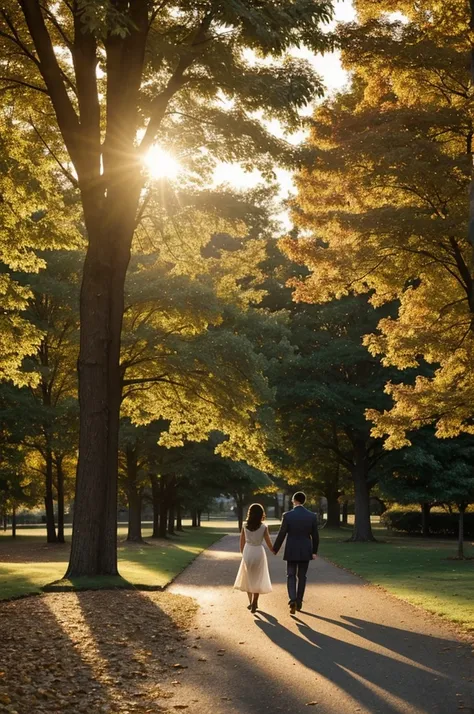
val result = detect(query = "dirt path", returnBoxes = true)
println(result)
[169,534,474,714]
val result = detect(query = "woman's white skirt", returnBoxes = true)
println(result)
[234,544,272,594]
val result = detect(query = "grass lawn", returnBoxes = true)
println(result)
[320,526,474,632]
[0,524,225,600]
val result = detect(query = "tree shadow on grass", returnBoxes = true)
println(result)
[255,611,474,714]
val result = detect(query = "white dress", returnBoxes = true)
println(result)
[234,523,272,594]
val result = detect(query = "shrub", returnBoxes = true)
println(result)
[382,509,474,538]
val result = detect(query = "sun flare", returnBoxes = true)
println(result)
[145,145,181,180]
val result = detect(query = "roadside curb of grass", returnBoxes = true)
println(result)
[319,554,474,643]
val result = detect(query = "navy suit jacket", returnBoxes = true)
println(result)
[273,506,319,561]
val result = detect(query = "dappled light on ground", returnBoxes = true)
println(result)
[0,590,196,713]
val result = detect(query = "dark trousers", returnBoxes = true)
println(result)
[286,560,310,604]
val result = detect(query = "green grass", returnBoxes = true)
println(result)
[320,526,474,632]
[0,526,224,600]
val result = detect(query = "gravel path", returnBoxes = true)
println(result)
[169,534,474,714]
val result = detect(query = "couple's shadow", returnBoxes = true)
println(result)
[253,610,473,714]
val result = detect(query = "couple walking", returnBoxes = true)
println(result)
[234,492,319,614]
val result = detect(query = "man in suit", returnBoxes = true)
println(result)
[272,491,319,614]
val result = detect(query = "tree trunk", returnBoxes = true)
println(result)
[126,444,144,543]
[56,458,65,544]
[11,506,16,538]
[236,495,244,532]
[176,503,183,532]
[191,509,198,528]
[457,504,466,559]
[44,449,57,543]
[348,464,375,542]
[127,488,144,542]
[151,474,160,538]
[197,509,202,527]
[66,217,132,576]
[2,511,7,532]
[159,475,168,538]
[326,495,341,529]
[421,502,431,538]
[342,499,349,525]
[167,505,175,535]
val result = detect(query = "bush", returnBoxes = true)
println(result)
[382,509,474,538]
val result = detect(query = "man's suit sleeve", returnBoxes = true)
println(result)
[272,513,288,554]
[311,515,319,555]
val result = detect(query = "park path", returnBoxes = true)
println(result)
[169,534,474,714]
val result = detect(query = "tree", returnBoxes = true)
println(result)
[261,239,402,540]
[380,432,474,557]
[282,0,473,446]
[0,0,334,576]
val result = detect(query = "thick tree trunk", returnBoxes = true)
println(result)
[342,499,349,525]
[197,509,202,527]
[326,495,341,529]
[421,502,431,538]
[56,458,65,543]
[457,504,466,559]
[274,495,280,520]
[176,503,183,532]
[159,475,168,538]
[2,511,7,531]
[66,218,132,576]
[191,509,198,528]
[45,449,57,543]
[11,506,16,538]
[348,465,375,542]
[151,474,160,538]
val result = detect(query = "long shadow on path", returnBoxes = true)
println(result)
[255,610,474,714]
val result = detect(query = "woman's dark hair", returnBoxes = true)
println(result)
[245,503,265,531]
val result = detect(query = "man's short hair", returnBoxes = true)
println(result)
[292,491,306,504]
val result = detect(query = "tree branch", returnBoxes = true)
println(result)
[18,0,82,168]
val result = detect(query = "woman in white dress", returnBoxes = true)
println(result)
[234,503,273,613]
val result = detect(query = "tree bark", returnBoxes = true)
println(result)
[197,509,202,527]
[2,511,7,532]
[11,506,16,538]
[326,495,341,529]
[191,509,198,528]
[151,474,160,538]
[421,502,431,538]
[44,448,57,543]
[348,463,375,542]
[457,503,466,559]
[56,457,65,544]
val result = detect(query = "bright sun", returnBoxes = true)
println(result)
[144,145,181,180]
